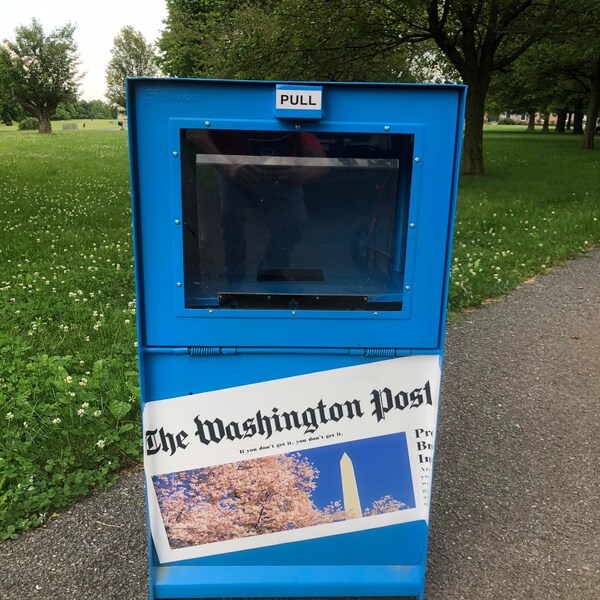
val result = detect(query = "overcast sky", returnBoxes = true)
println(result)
[0,0,168,101]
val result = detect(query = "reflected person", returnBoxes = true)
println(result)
[187,130,326,281]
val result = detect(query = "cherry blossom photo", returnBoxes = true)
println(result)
[152,433,415,549]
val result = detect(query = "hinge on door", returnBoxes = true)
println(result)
[186,347,410,357]
[143,346,411,357]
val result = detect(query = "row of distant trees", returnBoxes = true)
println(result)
[0,19,157,133]
[2,2,599,174]
[6,99,118,125]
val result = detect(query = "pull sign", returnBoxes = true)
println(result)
[275,84,323,119]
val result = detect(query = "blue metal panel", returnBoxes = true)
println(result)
[142,350,414,400]
[165,520,427,568]
[155,565,424,598]
[128,79,465,350]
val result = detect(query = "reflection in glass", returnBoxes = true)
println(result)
[181,131,413,310]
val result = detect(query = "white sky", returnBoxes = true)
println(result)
[0,0,168,100]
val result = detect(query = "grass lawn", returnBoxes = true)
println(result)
[0,129,138,539]
[0,125,599,539]
[449,126,600,312]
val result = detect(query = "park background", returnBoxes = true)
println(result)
[1,0,600,541]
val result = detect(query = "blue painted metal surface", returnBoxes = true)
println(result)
[128,77,466,600]
[155,565,424,598]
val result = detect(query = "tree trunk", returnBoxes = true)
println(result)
[573,111,584,135]
[527,111,536,133]
[37,109,52,133]
[542,115,550,133]
[555,109,566,133]
[566,112,572,130]
[461,88,487,176]
[582,60,600,150]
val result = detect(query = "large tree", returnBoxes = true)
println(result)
[157,0,235,78]
[0,63,24,125]
[105,26,159,112]
[0,19,80,133]
[577,1,600,150]
[488,1,600,150]
[403,1,563,174]
[218,2,417,81]
[157,0,417,81]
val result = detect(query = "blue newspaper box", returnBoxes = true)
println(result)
[127,78,466,600]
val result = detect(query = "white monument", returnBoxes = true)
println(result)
[340,452,362,519]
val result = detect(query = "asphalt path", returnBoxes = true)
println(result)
[1,249,598,600]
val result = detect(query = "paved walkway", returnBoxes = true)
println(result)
[1,250,599,600]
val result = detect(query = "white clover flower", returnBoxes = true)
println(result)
[77,409,85,417]
[124,319,130,325]
[65,375,73,384]
[96,439,106,449]
[93,410,102,417]
[6,412,15,421]
[81,402,89,409]
[52,417,61,425]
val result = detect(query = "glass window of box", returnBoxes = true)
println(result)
[181,130,414,310]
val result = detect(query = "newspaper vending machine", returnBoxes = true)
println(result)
[127,78,466,600]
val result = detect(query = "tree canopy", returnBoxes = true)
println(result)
[0,60,25,125]
[53,98,117,121]
[158,0,570,175]
[0,18,80,133]
[105,26,159,112]
[485,1,600,148]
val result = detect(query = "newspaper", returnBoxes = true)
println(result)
[143,354,440,563]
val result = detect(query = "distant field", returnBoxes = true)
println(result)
[51,119,125,131]
[0,126,599,540]
[0,119,124,133]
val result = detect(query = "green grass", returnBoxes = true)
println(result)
[0,126,599,540]
[0,130,139,539]
[448,127,600,312]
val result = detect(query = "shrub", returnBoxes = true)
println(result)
[18,117,39,131]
